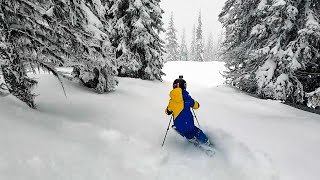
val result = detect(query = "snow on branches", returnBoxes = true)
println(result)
[0,0,118,107]
[108,0,165,80]
[219,0,320,106]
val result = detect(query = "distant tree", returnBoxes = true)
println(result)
[179,28,188,61]
[204,33,215,61]
[195,11,204,61]
[214,29,224,61]
[108,0,165,80]
[189,25,196,61]
[165,12,179,62]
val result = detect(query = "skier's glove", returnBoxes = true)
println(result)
[193,101,200,109]
[166,108,173,115]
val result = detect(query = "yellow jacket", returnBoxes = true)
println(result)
[165,88,199,120]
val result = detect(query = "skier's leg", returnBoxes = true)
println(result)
[182,128,198,144]
[184,128,197,139]
[172,125,185,137]
[193,127,209,144]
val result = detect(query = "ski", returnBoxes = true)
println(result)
[188,138,216,157]
[172,126,216,157]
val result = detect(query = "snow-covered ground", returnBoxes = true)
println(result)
[0,61,320,180]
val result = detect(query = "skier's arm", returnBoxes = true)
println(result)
[165,99,173,115]
[188,95,200,109]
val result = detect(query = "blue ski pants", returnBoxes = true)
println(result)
[175,126,208,144]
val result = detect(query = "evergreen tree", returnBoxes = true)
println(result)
[195,12,204,62]
[219,0,320,107]
[214,29,224,61]
[0,0,61,108]
[190,25,196,61]
[71,0,118,93]
[0,0,117,108]
[179,28,188,61]
[108,0,165,80]
[165,12,179,61]
[204,33,215,61]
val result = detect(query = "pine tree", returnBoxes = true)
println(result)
[0,0,117,108]
[0,0,64,108]
[214,30,224,61]
[190,25,196,61]
[108,0,165,80]
[179,28,188,61]
[195,12,204,62]
[219,0,260,94]
[70,0,118,93]
[204,33,215,61]
[219,0,320,107]
[165,12,179,62]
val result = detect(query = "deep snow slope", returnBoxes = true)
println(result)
[0,61,319,180]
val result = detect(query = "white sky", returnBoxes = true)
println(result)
[160,0,226,45]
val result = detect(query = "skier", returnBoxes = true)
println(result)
[165,76,210,145]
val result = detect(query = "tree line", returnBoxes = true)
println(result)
[164,11,222,62]
[3,0,319,110]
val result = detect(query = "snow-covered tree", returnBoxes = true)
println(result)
[214,30,224,61]
[189,25,196,61]
[70,0,118,93]
[165,12,179,61]
[219,0,262,94]
[219,0,320,106]
[108,0,165,80]
[0,0,63,108]
[0,0,117,108]
[195,12,204,62]
[204,33,215,61]
[179,28,188,61]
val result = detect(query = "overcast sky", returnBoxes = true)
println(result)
[159,0,226,44]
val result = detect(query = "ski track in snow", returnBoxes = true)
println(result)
[158,126,278,180]
[2,61,318,180]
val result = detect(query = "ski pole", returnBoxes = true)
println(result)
[162,115,173,147]
[192,109,201,128]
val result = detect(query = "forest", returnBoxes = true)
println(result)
[1,0,320,110]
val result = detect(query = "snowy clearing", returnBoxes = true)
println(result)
[0,61,320,180]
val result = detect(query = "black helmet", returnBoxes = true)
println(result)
[173,75,187,90]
